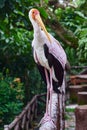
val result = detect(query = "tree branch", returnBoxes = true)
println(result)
[45,9,78,48]
[39,76,66,130]
[39,93,58,130]
[48,0,77,9]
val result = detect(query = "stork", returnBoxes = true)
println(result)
[29,8,68,126]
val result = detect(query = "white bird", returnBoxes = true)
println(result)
[29,8,68,126]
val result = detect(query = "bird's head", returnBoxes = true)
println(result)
[29,8,51,43]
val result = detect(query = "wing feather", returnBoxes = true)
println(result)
[46,34,67,69]
[44,44,64,87]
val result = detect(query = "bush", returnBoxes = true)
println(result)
[0,72,24,129]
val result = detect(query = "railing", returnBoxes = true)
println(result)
[4,93,46,130]
[71,66,87,69]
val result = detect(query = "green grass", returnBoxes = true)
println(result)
[65,107,75,113]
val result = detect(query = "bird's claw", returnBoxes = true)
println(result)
[38,113,56,128]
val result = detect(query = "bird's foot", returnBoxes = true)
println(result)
[39,113,56,128]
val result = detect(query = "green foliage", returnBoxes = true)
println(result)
[76,28,87,63]
[65,47,77,66]
[75,0,86,8]
[29,67,46,97]
[0,0,35,105]
[38,7,48,19]
[54,0,87,66]
[65,107,75,113]
[0,72,24,128]
[0,27,32,56]
[0,0,49,103]
[0,0,6,8]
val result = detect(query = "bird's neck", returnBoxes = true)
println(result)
[33,25,45,44]
[34,26,41,36]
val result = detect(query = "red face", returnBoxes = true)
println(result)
[29,8,51,43]
[31,9,39,20]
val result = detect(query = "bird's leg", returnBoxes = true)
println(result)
[46,67,56,128]
[39,68,50,125]
[49,67,53,117]
[44,68,50,115]
[39,68,56,128]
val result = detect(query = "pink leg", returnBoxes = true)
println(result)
[39,68,56,128]
[49,68,56,128]
[44,68,50,115]
[39,68,50,125]
[49,68,53,117]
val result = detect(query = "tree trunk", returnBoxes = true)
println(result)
[39,93,58,130]
[75,105,87,130]
[46,18,78,48]
[57,74,65,130]
[45,1,79,48]
[39,74,66,130]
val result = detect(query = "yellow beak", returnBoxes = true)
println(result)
[35,14,51,43]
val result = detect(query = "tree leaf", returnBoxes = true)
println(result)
[75,11,87,20]
[44,0,48,4]
[38,7,48,19]
[0,0,6,8]
[14,10,24,16]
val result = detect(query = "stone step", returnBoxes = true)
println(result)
[70,75,87,85]
[78,91,87,105]
[75,105,87,130]
[69,84,87,103]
